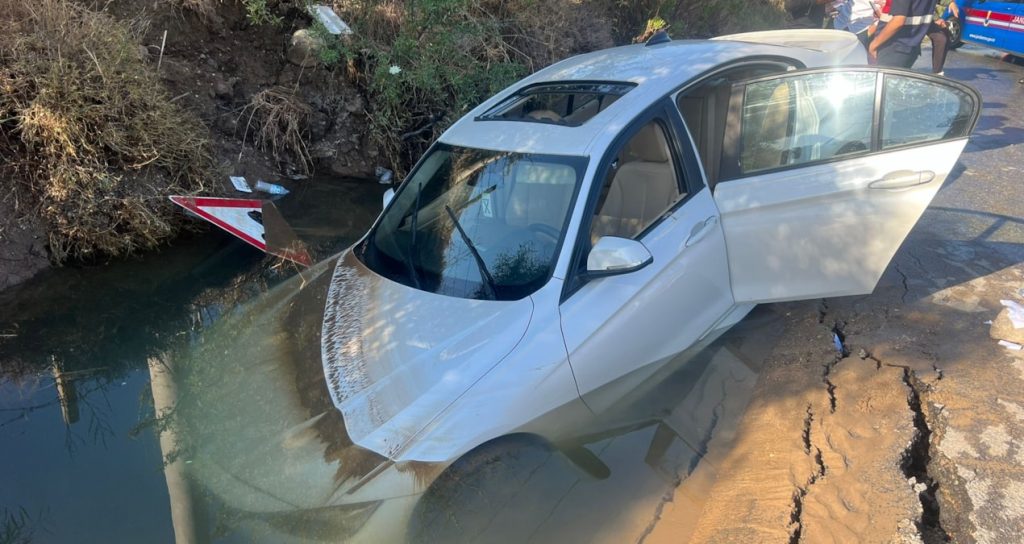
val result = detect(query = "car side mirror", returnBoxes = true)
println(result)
[586,236,653,277]
[382,188,395,210]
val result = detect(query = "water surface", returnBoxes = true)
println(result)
[2,178,778,543]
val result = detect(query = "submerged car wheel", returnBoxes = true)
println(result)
[406,435,566,543]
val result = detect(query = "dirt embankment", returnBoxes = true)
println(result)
[0,0,794,291]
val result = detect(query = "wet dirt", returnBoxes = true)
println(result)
[0,195,49,291]
[95,0,375,182]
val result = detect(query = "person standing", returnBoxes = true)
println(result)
[833,0,885,47]
[867,0,939,68]
[926,0,960,75]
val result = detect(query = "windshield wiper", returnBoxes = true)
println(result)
[405,182,423,289]
[444,205,498,300]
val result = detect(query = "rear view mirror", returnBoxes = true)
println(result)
[586,236,653,277]
[382,188,395,210]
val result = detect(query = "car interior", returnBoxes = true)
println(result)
[589,121,683,244]
[675,62,795,187]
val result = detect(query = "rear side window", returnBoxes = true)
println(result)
[739,72,876,174]
[881,75,975,149]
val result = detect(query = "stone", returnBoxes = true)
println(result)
[286,29,324,68]
[212,77,234,99]
[990,307,1024,344]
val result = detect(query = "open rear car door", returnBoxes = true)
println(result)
[713,68,981,303]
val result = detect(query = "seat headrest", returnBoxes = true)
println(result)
[625,123,671,163]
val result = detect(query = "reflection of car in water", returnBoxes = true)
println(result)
[180,29,981,542]
[952,0,1024,56]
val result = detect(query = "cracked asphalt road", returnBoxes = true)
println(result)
[645,45,1024,544]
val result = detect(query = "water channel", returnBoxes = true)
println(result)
[1,178,782,543]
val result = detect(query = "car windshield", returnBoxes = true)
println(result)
[360,144,586,300]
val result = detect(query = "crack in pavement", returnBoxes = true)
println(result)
[824,322,848,413]
[894,264,911,304]
[801,403,813,455]
[888,362,951,544]
[789,404,828,544]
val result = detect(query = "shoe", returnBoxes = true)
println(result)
[936,71,945,76]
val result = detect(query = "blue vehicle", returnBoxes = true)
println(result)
[953,0,1024,57]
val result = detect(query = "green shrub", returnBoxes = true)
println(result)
[330,0,615,171]
[243,0,282,26]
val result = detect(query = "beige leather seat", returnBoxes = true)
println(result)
[741,82,792,173]
[526,109,562,122]
[591,123,682,243]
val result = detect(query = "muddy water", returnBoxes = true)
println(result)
[1,177,779,543]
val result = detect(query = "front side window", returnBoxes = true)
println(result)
[589,120,685,244]
[739,71,876,174]
[361,145,586,300]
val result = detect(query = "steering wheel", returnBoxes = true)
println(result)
[528,223,561,243]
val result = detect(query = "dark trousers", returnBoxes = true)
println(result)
[856,29,871,49]
[927,22,951,73]
[877,45,920,69]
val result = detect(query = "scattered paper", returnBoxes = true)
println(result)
[998,340,1023,351]
[999,299,1024,329]
[230,176,253,193]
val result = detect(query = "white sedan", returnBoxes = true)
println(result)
[182,29,981,541]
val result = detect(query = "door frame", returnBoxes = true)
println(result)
[717,66,983,183]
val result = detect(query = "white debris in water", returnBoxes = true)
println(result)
[375,166,394,184]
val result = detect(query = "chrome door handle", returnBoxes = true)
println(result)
[685,216,718,247]
[868,170,935,191]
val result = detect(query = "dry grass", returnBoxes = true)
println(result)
[240,87,314,174]
[0,0,213,262]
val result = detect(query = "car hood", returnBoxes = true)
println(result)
[321,250,534,460]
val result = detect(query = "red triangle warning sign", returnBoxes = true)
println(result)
[170,196,312,266]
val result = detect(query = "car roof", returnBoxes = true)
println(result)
[439,31,865,157]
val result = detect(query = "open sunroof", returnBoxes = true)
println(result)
[477,81,637,127]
